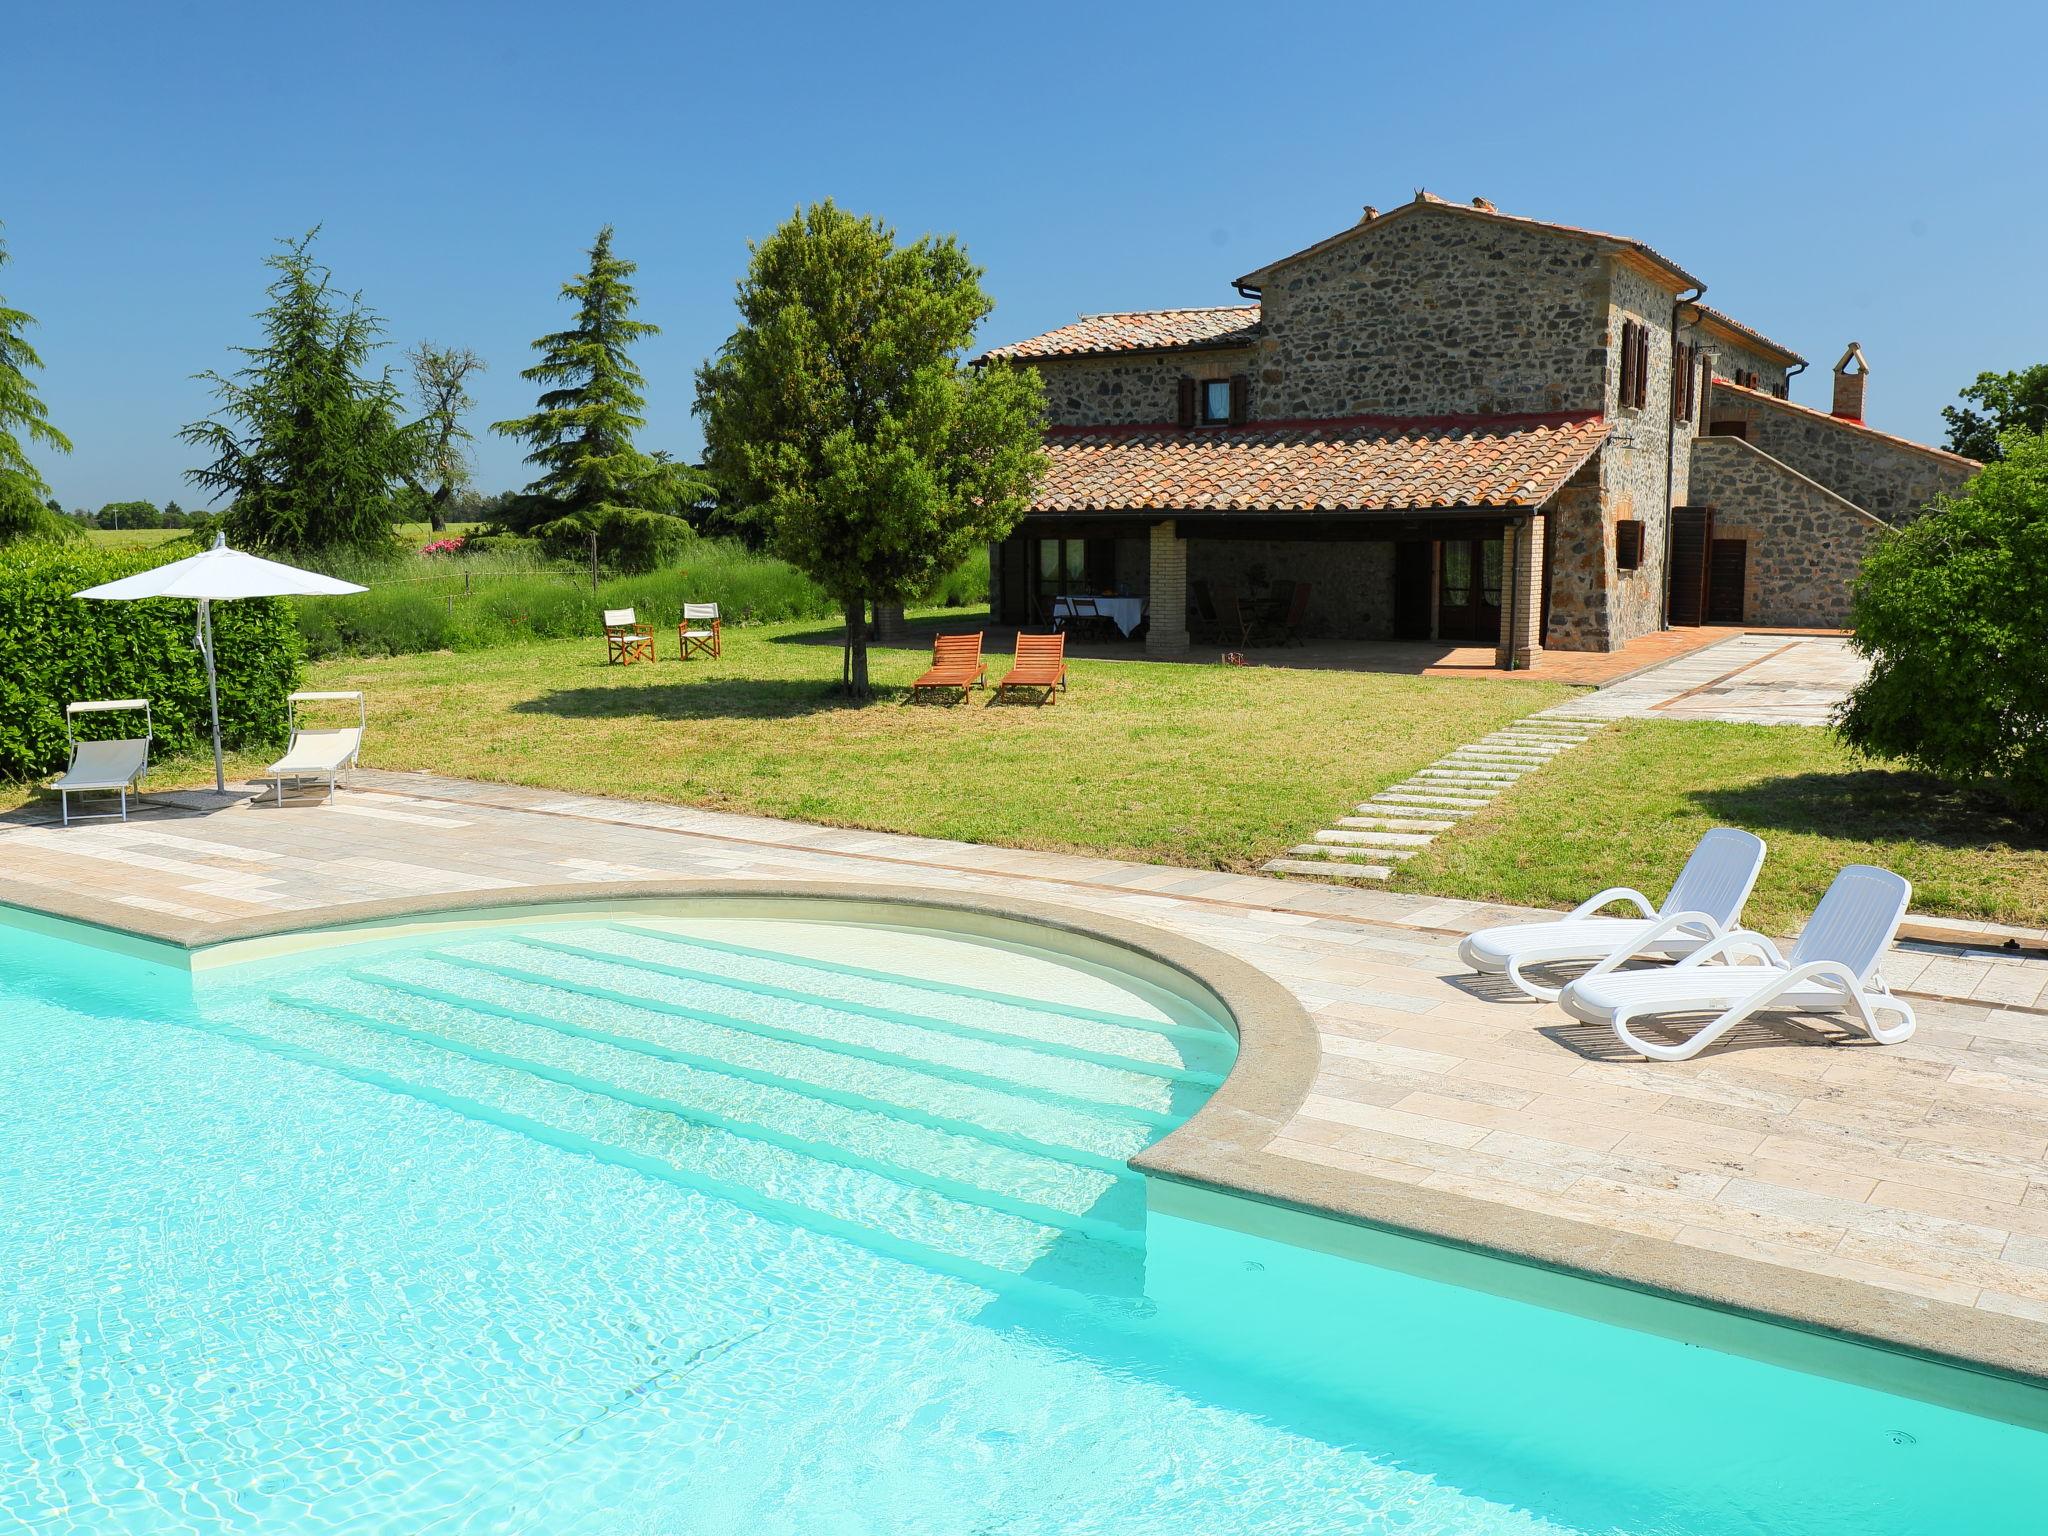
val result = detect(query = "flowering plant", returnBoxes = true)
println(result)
[420,536,467,557]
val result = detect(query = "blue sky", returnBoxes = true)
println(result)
[8,0,2044,509]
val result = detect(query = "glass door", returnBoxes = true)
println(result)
[1437,538,1503,641]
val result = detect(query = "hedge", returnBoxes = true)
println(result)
[0,539,302,782]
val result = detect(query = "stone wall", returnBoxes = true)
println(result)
[1597,260,1690,647]
[1252,204,1611,418]
[1702,383,1976,524]
[1695,327,1790,399]
[1540,461,1609,650]
[1031,347,1254,429]
[1688,435,1888,627]
[1185,535,1394,639]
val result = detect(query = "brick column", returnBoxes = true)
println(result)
[871,602,909,642]
[1146,519,1190,657]
[1495,515,1545,669]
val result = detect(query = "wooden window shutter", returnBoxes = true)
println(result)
[1228,374,1249,426]
[1176,376,1196,429]
[1634,324,1650,409]
[1671,334,1685,422]
[1618,322,1636,407]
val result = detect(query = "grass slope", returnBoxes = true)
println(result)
[1395,719,2048,930]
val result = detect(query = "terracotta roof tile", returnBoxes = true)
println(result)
[981,305,1261,362]
[1689,303,1805,366]
[1031,413,1610,515]
[1709,379,1979,468]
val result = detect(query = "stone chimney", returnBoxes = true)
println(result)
[1832,342,1869,422]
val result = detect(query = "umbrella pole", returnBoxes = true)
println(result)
[201,597,225,793]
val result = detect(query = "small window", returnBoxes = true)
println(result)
[1617,320,1649,411]
[1708,419,1749,440]
[1201,378,1232,424]
[1615,519,1645,571]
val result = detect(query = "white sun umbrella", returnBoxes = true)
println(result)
[74,535,366,793]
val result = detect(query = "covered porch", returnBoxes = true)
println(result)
[990,511,1552,669]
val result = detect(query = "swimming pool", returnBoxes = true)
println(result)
[4,901,2044,1533]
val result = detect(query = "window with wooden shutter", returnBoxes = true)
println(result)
[1176,376,1196,429]
[1671,335,1686,422]
[1228,374,1249,425]
[1618,321,1638,408]
[1634,324,1650,410]
[1615,519,1645,571]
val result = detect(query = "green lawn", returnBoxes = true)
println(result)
[1394,719,2048,931]
[280,613,1571,872]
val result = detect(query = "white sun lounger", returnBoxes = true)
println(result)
[1559,864,1917,1062]
[51,700,153,825]
[267,691,365,805]
[1457,827,1767,1001]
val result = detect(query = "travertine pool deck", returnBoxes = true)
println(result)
[5,770,2047,1380]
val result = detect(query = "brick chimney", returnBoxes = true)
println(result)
[1832,342,1869,422]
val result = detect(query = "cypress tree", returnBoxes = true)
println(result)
[0,227,78,544]
[492,226,683,571]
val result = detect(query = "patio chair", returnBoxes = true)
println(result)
[1057,594,1113,643]
[1559,864,1917,1062]
[1261,582,1313,646]
[997,632,1068,703]
[1459,828,1766,1001]
[912,633,987,700]
[266,691,365,806]
[1209,581,1252,647]
[50,699,152,825]
[1189,579,1222,642]
[603,607,655,665]
[678,602,721,660]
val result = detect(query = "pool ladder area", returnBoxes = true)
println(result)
[207,925,1233,1297]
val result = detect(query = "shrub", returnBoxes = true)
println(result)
[1838,429,2048,814]
[0,541,301,781]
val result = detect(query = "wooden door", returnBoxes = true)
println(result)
[1708,539,1747,623]
[1668,507,1712,625]
[1437,537,1503,641]
[1393,542,1432,639]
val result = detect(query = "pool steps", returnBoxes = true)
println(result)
[208,927,1228,1295]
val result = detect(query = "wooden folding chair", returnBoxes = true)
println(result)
[997,632,1068,704]
[604,608,655,664]
[678,602,722,660]
[912,633,987,701]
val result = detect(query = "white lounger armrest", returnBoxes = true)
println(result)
[1567,886,1658,920]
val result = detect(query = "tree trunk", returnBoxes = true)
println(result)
[842,597,870,697]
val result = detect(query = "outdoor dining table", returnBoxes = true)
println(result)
[1053,595,1148,636]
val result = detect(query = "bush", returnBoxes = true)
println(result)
[0,541,301,781]
[1838,429,2048,814]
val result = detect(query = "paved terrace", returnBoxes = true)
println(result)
[3,772,2045,1372]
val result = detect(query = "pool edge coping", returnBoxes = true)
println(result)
[5,873,2046,1403]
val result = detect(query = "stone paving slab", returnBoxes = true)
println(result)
[1,770,2045,1337]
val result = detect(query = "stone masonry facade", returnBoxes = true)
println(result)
[986,191,1976,654]
[1688,435,1889,627]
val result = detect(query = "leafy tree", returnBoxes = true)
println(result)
[695,200,1046,695]
[1943,365,2048,461]
[0,227,76,544]
[403,342,486,530]
[1838,430,2046,813]
[491,226,686,571]
[162,499,190,528]
[96,499,162,530]
[180,230,417,555]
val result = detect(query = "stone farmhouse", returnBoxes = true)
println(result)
[978,191,1978,665]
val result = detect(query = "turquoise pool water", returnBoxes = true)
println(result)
[3,909,2044,1534]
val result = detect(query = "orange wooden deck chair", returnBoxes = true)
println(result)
[603,607,656,664]
[911,632,986,700]
[997,632,1067,703]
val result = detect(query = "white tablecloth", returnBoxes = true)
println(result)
[1054,596,1148,636]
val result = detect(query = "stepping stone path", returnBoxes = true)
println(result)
[1261,707,1615,883]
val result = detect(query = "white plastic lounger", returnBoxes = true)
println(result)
[1559,864,1917,1062]
[267,691,364,805]
[51,700,153,825]
[1457,827,1767,1001]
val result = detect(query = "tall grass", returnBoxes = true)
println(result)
[294,536,990,658]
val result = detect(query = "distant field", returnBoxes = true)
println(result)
[82,527,186,549]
